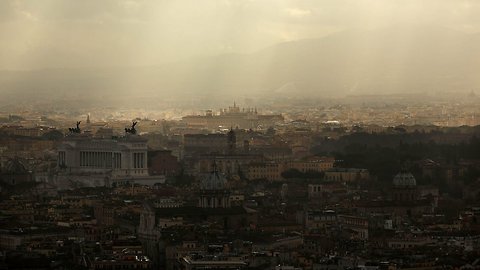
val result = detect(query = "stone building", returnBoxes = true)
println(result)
[392,171,419,201]
[198,164,231,208]
[57,135,148,177]
[0,158,33,185]
[182,102,283,130]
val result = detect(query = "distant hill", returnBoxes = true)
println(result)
[1,25,479,106]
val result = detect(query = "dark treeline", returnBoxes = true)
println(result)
[281,169,325,180]
[315,126,480,150]
[312,131,480,187]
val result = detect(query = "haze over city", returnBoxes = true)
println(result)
[1,1,480,270]
[1,0,480,108]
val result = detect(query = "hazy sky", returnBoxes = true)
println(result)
[1,0,480,70]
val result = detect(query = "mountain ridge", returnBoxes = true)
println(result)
[1,25,479,105]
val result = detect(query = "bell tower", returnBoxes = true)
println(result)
[227,128,236,154]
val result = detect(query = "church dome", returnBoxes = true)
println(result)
[201,165,227,190]
[393,171,416,187]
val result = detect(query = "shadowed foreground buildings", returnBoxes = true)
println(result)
[137,168,256,268]
[2,107,480,269]
[353,172,439,219]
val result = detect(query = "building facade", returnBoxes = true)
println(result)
[198,165,231,208]
[57,135,148,177]
[182,102,284,130]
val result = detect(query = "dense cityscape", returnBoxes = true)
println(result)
[1,98,480,269]
[2,0,480,269]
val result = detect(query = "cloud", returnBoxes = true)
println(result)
[285,8,312,18]
[1,0,480,70]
